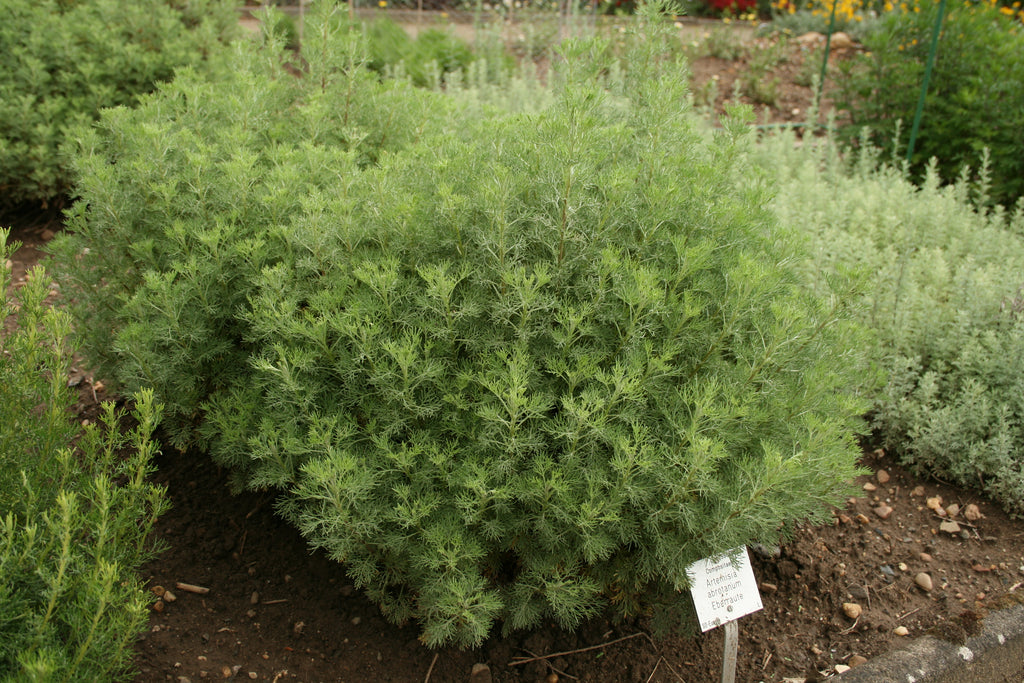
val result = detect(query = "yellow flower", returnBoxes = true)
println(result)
[379,0,387,6]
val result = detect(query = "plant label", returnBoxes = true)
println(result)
[686,546,763,632]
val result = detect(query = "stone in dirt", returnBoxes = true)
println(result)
[848,654,868,667]
[829,32,856,49]
[843,602,863,619]
[964,503,984,521]
[915,572,934,591]
[940,520,962,534]
[795,31,825,45]
[470,663,492,683]
[873,504,893,520]
[876,469,890,484]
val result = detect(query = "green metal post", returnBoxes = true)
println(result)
[906,0,947,163]
[815,0,839,105]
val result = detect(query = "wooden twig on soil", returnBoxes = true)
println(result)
[423,652,439,683]
[896,606,923,622]
[175,581,210,595]
[509,632,647,666]
[839,617,860,635]
[519,649,578,680]
[644,657,663,683]
[658,656,686,682]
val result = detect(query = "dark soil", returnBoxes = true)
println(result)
[4,29,1023,683]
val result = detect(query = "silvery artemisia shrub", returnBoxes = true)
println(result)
[53,1,872,647]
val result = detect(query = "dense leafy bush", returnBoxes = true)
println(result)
[1,230,167,679]
[52,4,446,449]
[755,128,1024,516]
[54,3,871,646]
[365,17,477,86]
[835,0,1024,208]
[0,0,238,207]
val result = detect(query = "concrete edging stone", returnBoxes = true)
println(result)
[835,603,1024,683]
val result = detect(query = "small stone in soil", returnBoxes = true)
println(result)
[964,503,983,521]
[876,469,890,484]
[915,572,934,591]
[873,504,893,520]
[849,654,868,667]
[945,503,960,518]
[940,520,962,534]
[894,626,909,636]
[919,552,933,562]
[470,663,492,683]
[842,602,863,619]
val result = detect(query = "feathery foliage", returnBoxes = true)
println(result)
[1,229,167,680]
[0,0,238,207]
[53,2,871,646]
[755,126,1024,516]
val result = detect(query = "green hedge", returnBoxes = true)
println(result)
[0,0,238,207]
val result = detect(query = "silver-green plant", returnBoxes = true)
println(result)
[1,229,168,680]
[754,125,1024,516]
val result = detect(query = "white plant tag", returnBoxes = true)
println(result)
[686,546,763,632]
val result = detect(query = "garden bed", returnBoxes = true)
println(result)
[6,156,1023,683]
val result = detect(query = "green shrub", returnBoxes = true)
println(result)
[363,17,476,86]
[54,3,871,647]
[1,229,167,680]
[834,0,1024,208]
[51,2,446,450]
[754,127,1024,516]
[0,0,238,207]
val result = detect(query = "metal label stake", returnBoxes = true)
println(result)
[722,619,738,683]
[686,547,764,683]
